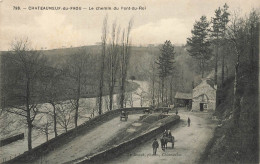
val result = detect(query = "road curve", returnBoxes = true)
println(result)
[106,112,216,164]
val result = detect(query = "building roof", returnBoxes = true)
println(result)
[193,78,216,90]
[206,79,215,89]
[175,92,192,100]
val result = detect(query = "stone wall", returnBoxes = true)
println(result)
[5,107,148,164]
[0,133,24,147]
[68,115,180,164]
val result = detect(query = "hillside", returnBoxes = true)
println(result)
[199,75,259,163]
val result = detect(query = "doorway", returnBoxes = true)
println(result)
[200,103,204,111]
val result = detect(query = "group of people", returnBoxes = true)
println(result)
[163,129,172,138]
[152,117,191,155]
[152,129,173,155]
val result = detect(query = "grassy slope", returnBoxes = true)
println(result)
[199,77,259,164]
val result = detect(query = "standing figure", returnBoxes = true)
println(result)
[152,138,159,155]
[163,129,167,137]
[188,117,191,127]
[176,109,178,115]
[168,130,172,137]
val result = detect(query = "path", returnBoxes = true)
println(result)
[106,111,216,164]
[33,114,141,164]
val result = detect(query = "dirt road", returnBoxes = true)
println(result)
[33,114,141,164]
[106,112,216,164]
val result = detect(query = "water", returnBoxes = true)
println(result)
[0,80,150,162]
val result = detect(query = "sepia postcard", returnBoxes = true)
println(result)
[0,0,259,163]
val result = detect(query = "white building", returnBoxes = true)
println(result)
[192,78,217,111]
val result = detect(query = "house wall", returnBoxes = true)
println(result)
[192,80,216,111]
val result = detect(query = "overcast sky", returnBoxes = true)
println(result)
[0,0,259,50]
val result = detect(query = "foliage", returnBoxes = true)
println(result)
[187,16,212,77]
[156,40,175,79]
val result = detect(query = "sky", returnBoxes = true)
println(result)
[0,0,259,50]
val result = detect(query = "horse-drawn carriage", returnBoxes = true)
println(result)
[143,108,152,114]
[161,107,170,114]
[120,111,128,121]
[160,135,175,150]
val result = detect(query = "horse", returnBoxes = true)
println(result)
[160,136,175,150]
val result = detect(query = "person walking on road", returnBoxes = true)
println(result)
[188,117,191,127]
[152,138,159,155]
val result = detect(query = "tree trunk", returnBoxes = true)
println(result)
[214,44,219,85]
[226,65,229,80]
[158,80,161,106]
[98,75,104,115]
[201,59,205,78]
[50,102,58,137]
[75,71,81,127]
[120,77,125,108]
[221,50,225,87]
[109,90,113,111]
[170,76,173,104]
[27,122,32,151]
[233,48,241,128]
[152,73,155,107]
[74,99,79,127]
[26,78,32,151]
[161,77,164,104]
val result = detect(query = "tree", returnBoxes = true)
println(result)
[34,112,53,141]
[227,12,247,127]
[98,15,108,115]
[134,88,148,107]
[65,51,90,128]
[56,102,74,133]
[42,67,64,138]
[247,10,259,77]
[2,38,47,150]
[226,10,259,128]
[107,21,121,111]
[156,40,175,104]
[150,62,156,107]
[119,19,133,108]
[211,7,224,85]
[220,3,230,87]
[187,16,212,78]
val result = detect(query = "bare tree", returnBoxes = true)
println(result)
[64,50,90,127]
[119,19,133,108]
[2,38,47,150]
[56,103,74,133]
[227,12,247,127]
[134,88,148,107]
[107,21,121,111]
[42,68,64,138]
[98,15,108,115]
[34,113,53,141]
